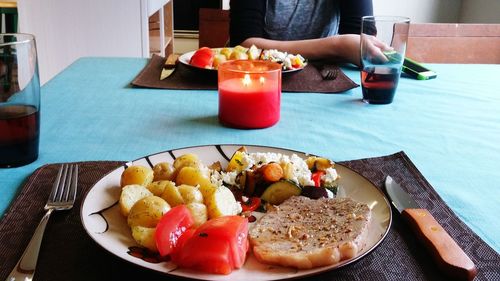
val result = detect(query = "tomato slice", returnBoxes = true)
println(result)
[155,205,194,257]
[189,47,214,69]
[172,215,249,275]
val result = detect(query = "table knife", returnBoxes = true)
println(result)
[160,53,179,80]
[384,176,477,281]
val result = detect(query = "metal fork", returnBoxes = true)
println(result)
[6,164,78,281]
[320,67,339,80]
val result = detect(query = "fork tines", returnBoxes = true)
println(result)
[47,164,78,207]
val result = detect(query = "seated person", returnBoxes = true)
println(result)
[229,0,375,66]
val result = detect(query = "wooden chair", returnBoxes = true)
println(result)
[198,8,229,48]
[406,23,500,64]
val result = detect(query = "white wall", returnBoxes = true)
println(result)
[373,0,462,23]
[459,0,500,23]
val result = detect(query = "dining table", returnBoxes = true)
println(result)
[0,57,499,281]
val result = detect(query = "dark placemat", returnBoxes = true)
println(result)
[131,54,359,93]
[1,153,499,281]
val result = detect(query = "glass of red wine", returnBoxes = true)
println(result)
[0,34,40,167]
[360,16,410,104]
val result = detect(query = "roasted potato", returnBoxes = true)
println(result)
[119,184,153,217]
[186,202,208,227]
[173,153,200,171]
[121,165,154,187]
[131,226,157,252]
[206,186,241,219]
[159,181,185,207]
[177,184,203,204]
[146,180,169,196]
[153,162,175,181]
[175,166,210,188]
[127,196,170,227]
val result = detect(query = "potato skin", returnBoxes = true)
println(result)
[131,226,157,252]
[119,184,153,217]
[153,162,175,181]
[177,184,204,204]
[127,196,171,227]
[121,165,154,187]
[173,153,200,171]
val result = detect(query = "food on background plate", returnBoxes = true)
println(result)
[188,45,307,71]
[249,196,372,269]
[117,146,371,274]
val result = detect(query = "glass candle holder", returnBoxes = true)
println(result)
[218,60,282,129]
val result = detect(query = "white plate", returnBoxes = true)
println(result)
[178,50,307,74]
[81,144,391,281]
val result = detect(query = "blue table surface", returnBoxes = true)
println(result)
[1,57,498,253]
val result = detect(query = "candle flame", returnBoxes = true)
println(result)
[259,76,265,84]
[242,74,251,86]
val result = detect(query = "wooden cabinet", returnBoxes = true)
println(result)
[18,0,174,84]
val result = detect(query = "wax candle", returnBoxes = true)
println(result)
[218,60,281,129]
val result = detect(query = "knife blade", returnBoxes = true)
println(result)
[160,53,179,80]
[384,176,477,281]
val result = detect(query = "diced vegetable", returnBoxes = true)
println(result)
[206,186,241,218]
[226,146,247,172]
[241,197,261,212]
[301,186,329,199]
[261,162,284,182]
[260,180,302,205]
[311,171,326,187]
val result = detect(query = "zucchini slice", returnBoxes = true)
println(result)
[261,180,301,205]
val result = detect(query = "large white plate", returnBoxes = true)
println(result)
[178,49,307,74]
[81,144,391,281]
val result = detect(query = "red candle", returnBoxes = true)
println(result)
[218,60,281,129]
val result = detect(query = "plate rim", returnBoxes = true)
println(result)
[80,144,392,280]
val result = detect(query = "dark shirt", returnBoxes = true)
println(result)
[229,0,373,46]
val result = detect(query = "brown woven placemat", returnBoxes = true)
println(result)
[131,54,359,93]
[1,153,499,281]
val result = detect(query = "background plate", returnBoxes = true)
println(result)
[81,144,391,281]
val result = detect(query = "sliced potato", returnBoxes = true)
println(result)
[153,162,175,181]
[173,153,200,171]
[119,184,153,217]
[206,186,241,219]
[220,47,233,59]
[127,196,170,227]
[177,184,203,204]
[186,202,208,227]
[121,165,154,187]
[131,226,157,252]
[160,181,185,207]
[146,180,169,196]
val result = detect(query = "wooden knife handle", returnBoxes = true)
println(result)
[402,208,477,281]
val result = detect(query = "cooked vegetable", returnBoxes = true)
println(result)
[260,180,302,205]
[206,186,241,219]
[177,184,204,204]
[226,146,247,172]
[119,184,153,217]
[120,165,154,187]
[131,226,157,252]
[241,197,261,212]
[146,180,169,196]
[311,171,326,187]
[173,153,201,171]
[175,166,215,199]
[127,196,171,227]
[153,162,175,181]
[186,202,208,226]
[155,205,195,257]
[261,162,284,182]
[306,156,334,171]
[301,186,329,199]
[171,215,249,275]
[159,181,185,207]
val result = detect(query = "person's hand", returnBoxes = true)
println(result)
[360,34,393,64]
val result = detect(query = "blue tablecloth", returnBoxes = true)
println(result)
[1,57,498,253]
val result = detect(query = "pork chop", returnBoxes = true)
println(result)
[249,196,371,269]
